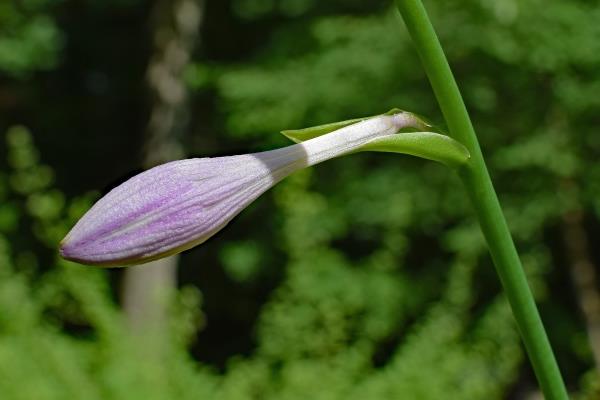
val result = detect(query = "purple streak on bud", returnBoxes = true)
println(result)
[60,113,413,266]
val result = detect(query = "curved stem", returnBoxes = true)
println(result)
[395,1,568,399]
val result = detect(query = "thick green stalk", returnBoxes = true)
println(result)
[395,1,568,399]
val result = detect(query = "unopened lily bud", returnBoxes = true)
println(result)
[60,113,419,266]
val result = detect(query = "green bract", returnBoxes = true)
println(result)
[282,109,470,167]
[361,131,470,167]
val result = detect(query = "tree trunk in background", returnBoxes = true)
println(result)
[122,0,204,337]
[561,180,600,368]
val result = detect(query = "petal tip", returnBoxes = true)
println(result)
[58,237,87,264]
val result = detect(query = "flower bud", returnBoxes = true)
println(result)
[60,113,413,266]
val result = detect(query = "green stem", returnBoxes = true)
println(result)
[395,1,568,399]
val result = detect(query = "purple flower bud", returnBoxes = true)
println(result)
[60,113,415,266]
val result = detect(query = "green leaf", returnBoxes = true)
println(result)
[360,131,470,167]
[281,108,432,143]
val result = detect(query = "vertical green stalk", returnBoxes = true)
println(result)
[395,1,568,399]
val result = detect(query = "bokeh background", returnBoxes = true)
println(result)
[1,0,600,398]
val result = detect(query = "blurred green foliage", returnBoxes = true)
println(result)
[1,0,600,399]
[0,0,63,77]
